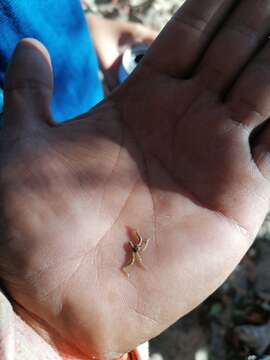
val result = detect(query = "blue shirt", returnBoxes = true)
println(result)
[0,0,104,122]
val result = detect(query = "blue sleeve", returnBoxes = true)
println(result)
[0,0,104,122]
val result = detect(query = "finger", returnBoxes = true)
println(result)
[196,0,270,95]
[225,40,270,130]
[143,0,236,77]
[129,23,158,44]
[4,38,53,131]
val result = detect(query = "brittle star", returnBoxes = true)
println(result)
[122,227,150,277]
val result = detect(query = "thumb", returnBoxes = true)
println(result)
[3,38,53,131]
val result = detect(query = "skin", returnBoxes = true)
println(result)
[86,13,157,89]
[1,0,270,358]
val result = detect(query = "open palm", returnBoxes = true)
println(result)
[1,0,270,358]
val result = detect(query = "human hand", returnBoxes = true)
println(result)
[86,14,157,89]
[1,0,270,358]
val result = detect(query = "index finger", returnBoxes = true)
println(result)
[143,0,236,78]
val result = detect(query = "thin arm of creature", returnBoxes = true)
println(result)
[135,252,147,270]
[141,238,150,252]
[134,230,143,247]
[122,252,136,277]
[129,240,135,248]
[134,231,150,253]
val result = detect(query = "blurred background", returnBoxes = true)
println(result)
[88,1,270,359]
[89,0,184,31]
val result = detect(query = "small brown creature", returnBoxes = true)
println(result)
[122,227,149,277]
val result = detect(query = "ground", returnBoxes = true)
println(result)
[88,0,184,30]
[89,1,270,359]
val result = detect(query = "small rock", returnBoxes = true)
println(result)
[235,322,270,355]
[150,354,164,360]
[195,349,208,360]
[254,240,270,301]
